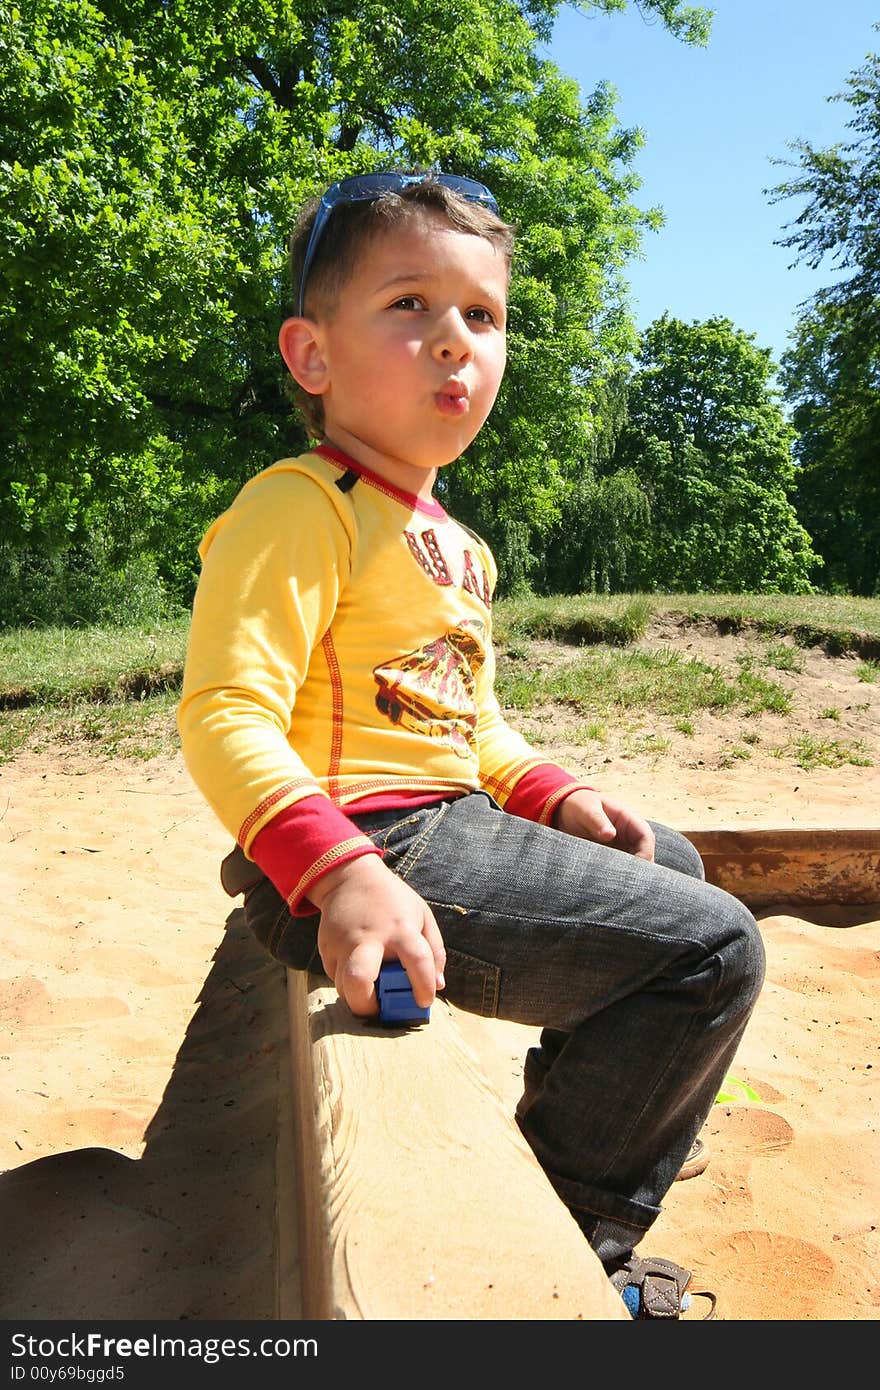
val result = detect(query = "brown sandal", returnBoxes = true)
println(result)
[609,1255,718,1319]
[675,1135,711,1181]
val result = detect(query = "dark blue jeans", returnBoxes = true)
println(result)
[243,792,765,1265]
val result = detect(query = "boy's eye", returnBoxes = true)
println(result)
[390,295,424,311]
[467,306,497,326]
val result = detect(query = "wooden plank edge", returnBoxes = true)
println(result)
[284,971,629,1321]
[285,969,336,1319]
[274,980,303,1319]
[684,826,880,906]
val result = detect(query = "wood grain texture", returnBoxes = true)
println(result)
[685,827,880,906]
[285,971,629,1321]
[274,1008,303,1319]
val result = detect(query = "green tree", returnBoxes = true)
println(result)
[771,45,880,595]
[535,369,651,593]
[613,315,819,593]
[0,0,262,620]
[781,301,879,595]
[1,0,710,619]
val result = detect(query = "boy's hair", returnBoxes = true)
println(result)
[286,172,516,439]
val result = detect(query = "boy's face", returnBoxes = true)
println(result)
[283,210,508,500]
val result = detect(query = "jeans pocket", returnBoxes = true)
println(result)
[442,945,501,1018]
[370,802,450,880]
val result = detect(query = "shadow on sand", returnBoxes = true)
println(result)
[0,911,290,1320]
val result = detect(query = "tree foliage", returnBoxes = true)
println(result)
[529,369,649,594]
[612,315,819,593]
[771,43,880,595]
[781,301,879,595]
[1,0,711,619]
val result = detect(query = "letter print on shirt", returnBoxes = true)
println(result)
[403,529,490,607]
[461,548,491,608]
[404,529,452,585]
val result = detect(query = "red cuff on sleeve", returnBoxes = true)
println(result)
[503,764,594,826]
[249,795,382,915]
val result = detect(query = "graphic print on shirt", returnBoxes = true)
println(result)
[373,620,486,757]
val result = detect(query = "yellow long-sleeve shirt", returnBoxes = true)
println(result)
[178,445,585,908]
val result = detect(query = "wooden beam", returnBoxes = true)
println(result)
[284,971,629,1321]
[685,827,880,906]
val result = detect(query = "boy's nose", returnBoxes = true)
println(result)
[432,310,474,362]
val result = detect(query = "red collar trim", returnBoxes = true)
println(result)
[314,444,447,519]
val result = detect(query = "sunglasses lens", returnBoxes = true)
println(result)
[330,172,498,213]
[436,175,500,214]
[329,174,408,204]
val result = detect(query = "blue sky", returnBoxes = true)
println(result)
[544,0,878,370]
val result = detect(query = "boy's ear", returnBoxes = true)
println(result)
[278,317,330,396]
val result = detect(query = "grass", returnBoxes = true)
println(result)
[0,617,188,707]
[719,745,754,769]
[763,641,805,673]
[0,617,189,762]
[495,646,791,720]
[493,594,654,647]
[494,591,880,656]
[0,690,183,763]
[770,735,874,770]
[1,591,878,766]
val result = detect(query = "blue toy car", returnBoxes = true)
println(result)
[376,961,431,1026]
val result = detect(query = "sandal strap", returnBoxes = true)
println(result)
[610,1255,717,1319]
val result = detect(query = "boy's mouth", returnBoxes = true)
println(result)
[436,382,469,417]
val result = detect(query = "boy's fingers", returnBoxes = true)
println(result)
[634,830,656,861]
[613,810,655,861]
[338,941,384,1018]
[422,908,447,990]
[596,796,655,861]
[582,811,616,844]
[577,796,616,842]
[397,931,441,1009]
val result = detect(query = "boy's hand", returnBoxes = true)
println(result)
[554,788,655,862]
[308,855,446,1019]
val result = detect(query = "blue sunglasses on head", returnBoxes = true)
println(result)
[296,171,500,317]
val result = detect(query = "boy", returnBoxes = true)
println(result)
[178,170,765,1319]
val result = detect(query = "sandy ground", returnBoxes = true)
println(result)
[1,728,878,1321]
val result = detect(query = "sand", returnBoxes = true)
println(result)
[1,746,878,1321]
